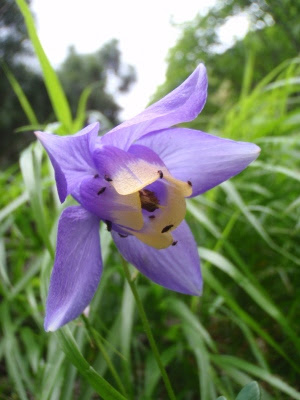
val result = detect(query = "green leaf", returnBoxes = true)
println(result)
[20,144,54,257]
[16,0,73,131]
[72,83,102,132]
[199,247,299,350]
[253,161,300,182]
[72,85,93,132]
[183,326,217,400]
[212,356,300,400]
[188,200,222,238]
[166,298,217,352]
[0,191,29,223]
[236,382,261,400]
[202,266,300,373]
[221,180,300,266]
[120,278,135,397]
[55,327,127,400]
[216,397,227,400]
[144,346,178,399]
[1,61,39,125]
[8,257,41,301]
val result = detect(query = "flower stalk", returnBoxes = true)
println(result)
[121,257,177,400]
[81,314,128,398]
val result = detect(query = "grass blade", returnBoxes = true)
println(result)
[1,61,38,125]
[212,356,300,400]
[55,326,127,400]
[16,0,73,131]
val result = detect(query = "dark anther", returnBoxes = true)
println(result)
[97,187,106,195]
[139,189,160,212]
[161,224,174,233]
[104,174,113,182]
[118,233,128,238]
[105,220,112,232]
[149,215,156,219]
[158,170,164,179]
[94,174,99,178]
[187,180,192,186]
[172,241,178,246]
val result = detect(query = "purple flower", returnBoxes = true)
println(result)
[36,64,260,331]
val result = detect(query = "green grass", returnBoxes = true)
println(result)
[0,3,299,399]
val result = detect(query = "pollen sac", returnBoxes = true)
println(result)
[118,233,128,238]
[139,189,160,212]
[161,224,174,233]
[158,170,164,179]
[97,187,106,195]
[104,175,113,182]
[105,220,112,232]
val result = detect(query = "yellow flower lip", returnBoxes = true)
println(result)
[118,169,193,250]
[109,160,163,195]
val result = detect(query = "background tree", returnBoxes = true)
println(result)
[58,40,136,127]
[151,0,300,126]
[0,0,52,166]
[0,3,136,166]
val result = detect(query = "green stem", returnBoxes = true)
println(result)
[121,257,177,400]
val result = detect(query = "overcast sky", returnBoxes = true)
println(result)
[31,0,248,120]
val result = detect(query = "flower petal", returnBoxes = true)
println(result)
[137,127,261,196]
[101,64,208,150]
[35,123,99,202]
[79,176,144,230]
[44,206,102,331]
[92,145,163,195]
[128,144,192,197]
[112,220,202,295]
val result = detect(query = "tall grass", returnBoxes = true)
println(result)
[0,2,299,399]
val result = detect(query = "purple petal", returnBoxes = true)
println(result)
[35,123,99,202]
[100,64,207,150]
[44,206,102,331]
[137,127,261,196]
[112,220,202,295]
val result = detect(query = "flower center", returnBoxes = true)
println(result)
[139,189,160,212]
[92,144,193,249]
[119,171,193,249]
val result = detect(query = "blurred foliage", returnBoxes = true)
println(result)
[0,0,31,62]
[0,0,300,399]
[152,0,300,122]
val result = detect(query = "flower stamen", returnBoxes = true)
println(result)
[104,175,113,182]
[97,187,106,195]
[118,233,128,238]
[161,224,174,233]
[105,220,112,231]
